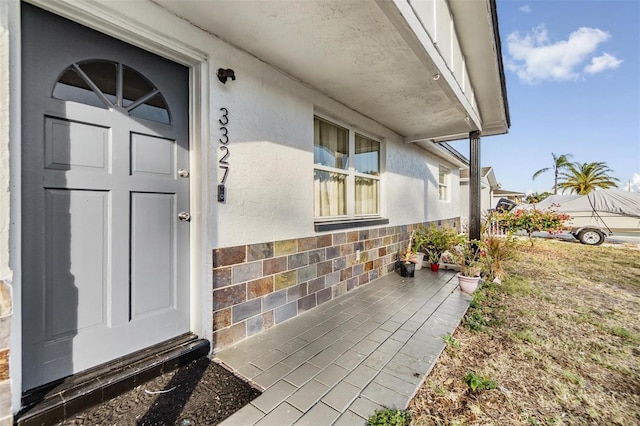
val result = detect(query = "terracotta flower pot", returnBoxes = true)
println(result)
[457,273,481,294]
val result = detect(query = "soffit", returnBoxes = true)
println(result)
[155,0,503,140]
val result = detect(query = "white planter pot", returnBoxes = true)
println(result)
[441,263,460,271]
[413,253,425,270]
[457,273,481,294]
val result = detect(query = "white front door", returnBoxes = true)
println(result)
[21,4,191,390]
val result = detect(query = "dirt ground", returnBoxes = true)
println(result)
[409,238,640,425]
[57,357,260,425]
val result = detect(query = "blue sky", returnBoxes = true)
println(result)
[450,0,640,194]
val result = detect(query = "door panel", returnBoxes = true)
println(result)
[22,3,190,390]
[45,190,109,339]
[45,118,110,171]
[130,133,176,177]
[131,192,176,317]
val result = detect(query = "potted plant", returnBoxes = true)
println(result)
[439,251,459,271]
[450,238,485,293]
[397,231,418,277]
[414,225,460,272]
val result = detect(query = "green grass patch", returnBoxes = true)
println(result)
[367,409,411,426]
[465,371,497,392]
[562,369,584,385]
[513,328,538,344]
[608,326,632,340]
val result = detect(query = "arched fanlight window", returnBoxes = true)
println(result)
[53,60,171,124]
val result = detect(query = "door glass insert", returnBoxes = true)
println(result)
[122,65,154,107]
[53,60,171,124]
[78,61,118,106]
[53,66,107,109]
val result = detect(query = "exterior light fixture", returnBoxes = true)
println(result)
[217,68,236,84]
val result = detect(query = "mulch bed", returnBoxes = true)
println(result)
[57,357,261,425]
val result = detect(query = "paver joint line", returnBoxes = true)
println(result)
[215,270,468,425]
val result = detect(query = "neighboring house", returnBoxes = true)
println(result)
[492,188,526,206]
[460,167,524,221]
[0,0,509,420]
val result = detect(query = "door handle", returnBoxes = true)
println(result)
[178,212,191,222]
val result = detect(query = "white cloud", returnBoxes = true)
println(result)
[520,4,532,13]
[584,53,623,74]
[506,24,621,84]
[630,173,640,192]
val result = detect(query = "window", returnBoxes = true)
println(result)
[314,116,380,219]
[53,60,171,124]
[439,166,449,201]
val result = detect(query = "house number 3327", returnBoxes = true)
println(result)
[218,107,229,203]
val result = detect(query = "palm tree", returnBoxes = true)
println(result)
[532,152,573,195]
[557,161,620,195]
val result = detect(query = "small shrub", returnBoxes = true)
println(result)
[469,289,487,309]
[414,225,461,264]
[465,371,497,392]
[463,311,489,333]
[442,332,460,348]
[367,408,412,426]
[482,235,518,281]
[491,207,571,246]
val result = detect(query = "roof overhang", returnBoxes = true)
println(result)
[494,189,526,197]
[154,0,509,145]
[419,142,469,169]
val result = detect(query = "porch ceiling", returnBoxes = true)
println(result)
[155,0,507,142]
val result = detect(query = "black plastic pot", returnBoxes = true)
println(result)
[399,262,415,277]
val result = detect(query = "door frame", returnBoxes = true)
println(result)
[12,0,210,411]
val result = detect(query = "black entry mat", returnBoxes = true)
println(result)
[56,357,261,425]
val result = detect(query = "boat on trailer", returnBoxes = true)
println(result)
[510,189,640,245]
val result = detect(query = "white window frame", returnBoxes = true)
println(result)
[438,165,450,201]
[313,114,382,220]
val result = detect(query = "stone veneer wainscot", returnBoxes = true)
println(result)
[211,219,460,350]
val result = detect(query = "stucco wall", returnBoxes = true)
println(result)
[1,0,465,415]
[205,17,462,248]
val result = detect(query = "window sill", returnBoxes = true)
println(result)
[314,217,389,232]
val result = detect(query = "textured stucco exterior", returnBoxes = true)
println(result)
[0,0,509,415]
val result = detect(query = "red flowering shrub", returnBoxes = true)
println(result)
[491,207,571,246]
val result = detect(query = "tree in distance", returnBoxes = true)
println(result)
[532,152,573,195]
[558,161,620,195]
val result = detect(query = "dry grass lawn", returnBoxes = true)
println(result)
[408,238,640,425]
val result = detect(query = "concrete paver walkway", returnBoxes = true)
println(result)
[215,268,471,425]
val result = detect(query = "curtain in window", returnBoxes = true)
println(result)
[355,176,378,215]
[314,118,348,217]
[314,118,348,169]
[314,170,346,217]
